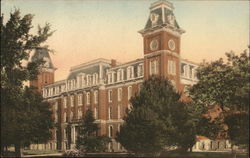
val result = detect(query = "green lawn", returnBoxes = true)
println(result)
[23,149,60,155]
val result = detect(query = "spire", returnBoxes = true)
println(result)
[31,47,56,71]
[139,0,185,35]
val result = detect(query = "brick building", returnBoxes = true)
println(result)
[29,0,201,151]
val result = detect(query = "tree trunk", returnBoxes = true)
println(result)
[15,142,23,157]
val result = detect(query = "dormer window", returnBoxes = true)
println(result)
[117,69,123,82]
[137,64,143,77]
[107,73,112,84]
[127,66,134,79]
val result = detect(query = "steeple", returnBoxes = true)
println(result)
[30,48,56,93]
[31,47,56,72]
[139,0,185,35]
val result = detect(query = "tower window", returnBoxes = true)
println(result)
[149,59,159,75]
[94,91,98,104]
[108,107,112,120]
[168,60,176,75]
[78,94,82,106]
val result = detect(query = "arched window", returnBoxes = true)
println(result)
[86,92,90,105]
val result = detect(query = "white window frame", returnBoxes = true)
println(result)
[118,105,121,119]
[70,95,74,107]
[137,64,143,77]
[128,86,132,100]
[94,90,98,104]
[108,107,112,120]
[118,88,122,102]
[63,97,67,108]
[127,66,134,79]
[78,94,82,106]
[70,111,73,121]
[54,113,58,123]
[94,107,98,119]
[78,109,82,119]
[86,92,90,105]
[64,112,67,122]
[108,90,112,103]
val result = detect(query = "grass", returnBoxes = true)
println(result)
[23,149,60,155]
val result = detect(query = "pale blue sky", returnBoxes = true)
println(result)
[2,0,249,81]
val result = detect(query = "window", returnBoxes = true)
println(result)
[108,90,112,103]
[137,64,143,77]
[109,125,113,137]
[94,91,98,104]
[127,66,134,79]
[94,107,98,119]
[108,73,112,84]
[54,101,58,111]
[108,107,112,119]
[54,113,58,123]
[64,129,67,140]
[118,88,122,101]
[87,75,91,86]
[70,95,74,107]
[78,94,82,106]
[81,74,86,87]
[70,111,73,121]
[86,92,90,105]
[117,69,123,81]
[128,86,132,100]
[64,112,67,122]
[118,105,121,119]
[63,97,67,108]
[168,60,176,75]
[149,59,159,75]
[78,109,82,119]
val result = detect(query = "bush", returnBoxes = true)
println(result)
[62,148,85,157]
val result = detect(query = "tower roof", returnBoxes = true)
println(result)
[139,0,185,35]
[31,48,55,70]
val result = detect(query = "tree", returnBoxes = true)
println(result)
[1,9,54,156]
[116,76,197,156]
[189,51,249,147]
[76,109,111,153]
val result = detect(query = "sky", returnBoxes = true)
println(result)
[2,0,249,81]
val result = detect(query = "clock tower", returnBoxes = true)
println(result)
[139,0,185,90]
[30,48,56,94]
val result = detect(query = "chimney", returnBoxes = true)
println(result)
[111,59,117,67]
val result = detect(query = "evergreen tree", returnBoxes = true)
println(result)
[76,109,111,153]
[1,10,54,156]
[116,76,197,156]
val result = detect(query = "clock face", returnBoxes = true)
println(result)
[168,39,175,51]
[150,39,159,51]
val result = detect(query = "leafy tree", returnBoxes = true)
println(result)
[1,9,54,156]
[76,109,111,153]
[116,77,197,156]
[189,51,249,147]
